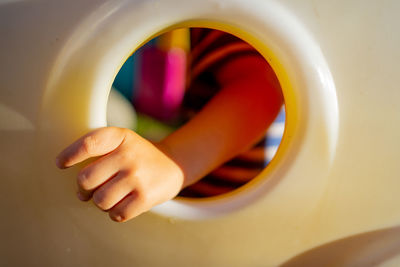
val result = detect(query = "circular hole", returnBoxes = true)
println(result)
[107,27,286,200]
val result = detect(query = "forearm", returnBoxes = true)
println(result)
[55,55,283,222]
[159,56,283,188]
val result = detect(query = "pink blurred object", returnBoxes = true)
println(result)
[133,46,187,121]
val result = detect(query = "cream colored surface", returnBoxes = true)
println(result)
[107,88,136,129]
[0,0,399,266]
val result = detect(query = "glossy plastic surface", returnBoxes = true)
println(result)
[0,0,399,266]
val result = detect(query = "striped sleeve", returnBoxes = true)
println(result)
[182,28,265,120]
[179,28,284,198]
[189,28,261,81]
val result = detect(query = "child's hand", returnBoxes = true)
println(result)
[55,127,184,222]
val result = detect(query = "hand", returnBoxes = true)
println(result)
[56,127,184,222]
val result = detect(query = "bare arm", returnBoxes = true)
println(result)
[56,54,282,222]
[160,54,283,187]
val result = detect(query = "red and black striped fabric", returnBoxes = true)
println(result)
[178,28,270,198]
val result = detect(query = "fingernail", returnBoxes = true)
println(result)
[114,215,123,222]
[111,214,123,222]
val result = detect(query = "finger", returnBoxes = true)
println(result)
[92,172,134,211]
[77,186,93,202]
[56,127,126,169]
[76,151,123,192]
[108,192,146,222]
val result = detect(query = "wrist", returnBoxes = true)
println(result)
[154,140,190,189]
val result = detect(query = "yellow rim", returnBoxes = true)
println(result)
[115,20,297,202]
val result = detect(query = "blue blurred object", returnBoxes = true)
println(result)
[112,39,157,101]
[112,54,135,101]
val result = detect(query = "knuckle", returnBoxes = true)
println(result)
[118,150,134,163]
[117,152,129,163]
[82,135,97,155]
[77,171,90,190]
[136,191,150,206]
